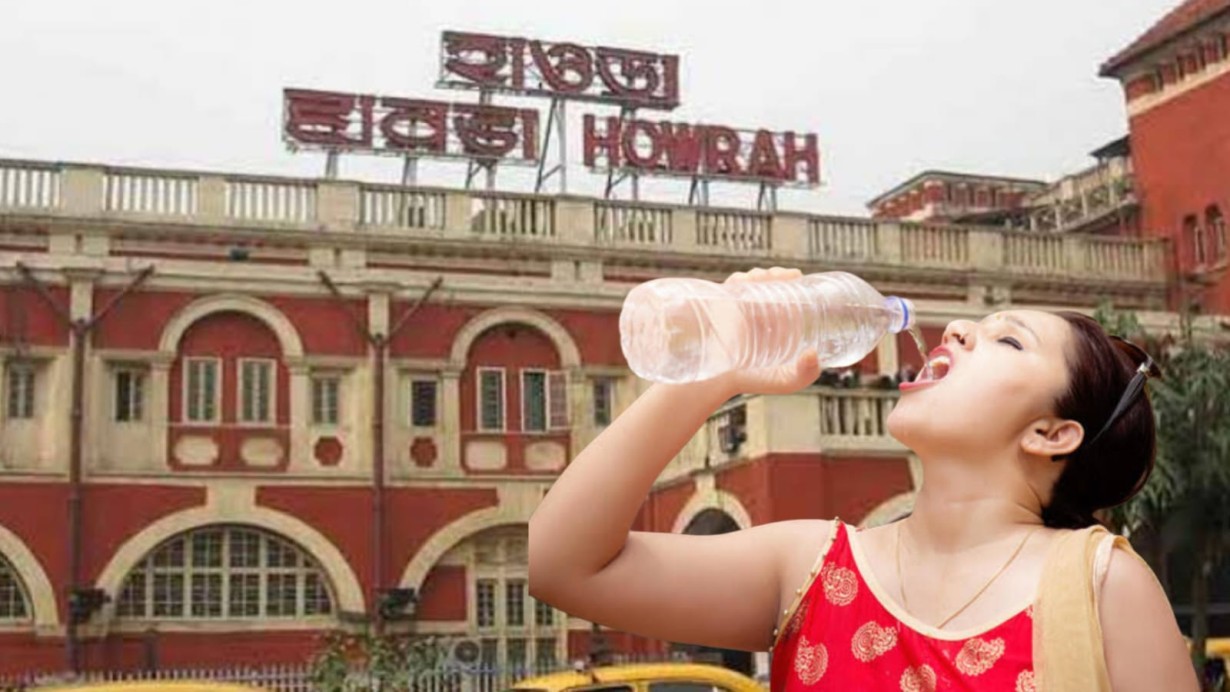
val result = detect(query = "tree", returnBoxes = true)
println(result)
[1093,300,1230,677]
[310,631,452,692]
[1149,338,1230,676]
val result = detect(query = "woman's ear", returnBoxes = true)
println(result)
[1021,418,1084,459]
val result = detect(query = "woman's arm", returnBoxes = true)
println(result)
[1100,548,1200,691]
[530,265,826,652]
[528,376,827,651]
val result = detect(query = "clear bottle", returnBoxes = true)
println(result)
[619,271,916,384]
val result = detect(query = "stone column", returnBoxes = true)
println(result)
[876,222,903,265]
[317,181,360,233]
[1064,235,1087,275]
[285,358,311,472]
[150,359,172,470]
[444,190,473,236]
[554,197,594,246]
[967,228,1004,270]
[767,213,805,261]
[441,369,462,472]
[37,353,71,472]
[85,352,107,472]
[59,271,98,474]
[350,360,374,475]
[876,334,900,376]
[671,208,698,253]
[199,176,227,222]
[61,166,105,216]
[368,290,391,475]
[567,367,588,456]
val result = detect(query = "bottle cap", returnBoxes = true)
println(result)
[886,296,915,333]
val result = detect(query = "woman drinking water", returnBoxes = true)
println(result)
[529,266,1196,691]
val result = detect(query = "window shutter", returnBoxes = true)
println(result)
[480,370,504,431]
[132,372,145,421]
[548,371,568,430]
[203,362,217,421]
[522,371,547,432]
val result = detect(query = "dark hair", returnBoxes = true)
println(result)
[1043,312,1158,529]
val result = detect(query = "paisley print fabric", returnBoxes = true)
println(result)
[820,563,859,606]
[851,621,898,662]
[793,635,829,685]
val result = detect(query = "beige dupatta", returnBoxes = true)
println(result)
[1033,524,1153,691]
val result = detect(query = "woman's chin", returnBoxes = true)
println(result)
[887,404,945,450]
[886,406,916,444]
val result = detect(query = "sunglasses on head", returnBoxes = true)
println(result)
[1077,335,1161,451]
[1109,335,1163,379]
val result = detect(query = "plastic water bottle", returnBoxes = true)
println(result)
[619,271,916,384]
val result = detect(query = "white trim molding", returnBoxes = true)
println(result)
[0,523,58,630]
[398,492,536,590]
[671,488,755,534]
[448,307,581,370]
[94,485,365,622]
[159,294,305,358]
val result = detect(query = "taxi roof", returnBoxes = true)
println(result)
[509,663,761,692]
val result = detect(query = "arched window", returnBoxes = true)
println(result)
[116,526,333,620]
[1207,205,1226,264]
[446,526,564,675]
[0,553,31,622]
[1184,214,1206,268]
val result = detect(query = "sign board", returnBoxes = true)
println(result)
[583,116,820,186]
[437,31,680,110]
[283,89,539,162]
[283,31,822,195]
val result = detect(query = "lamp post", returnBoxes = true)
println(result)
[317,271,442,634]
[588,621,611,667]
[15,263,154,674]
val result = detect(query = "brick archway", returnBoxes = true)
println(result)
[95,500,364,620]
[448,306,580,370]
[159,294,304,358]
[671,489,754,534]
[0,523,57,628]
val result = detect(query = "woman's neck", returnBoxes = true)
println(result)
[905,458,1044,555]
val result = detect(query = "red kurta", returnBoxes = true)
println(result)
[770,521,1037,691]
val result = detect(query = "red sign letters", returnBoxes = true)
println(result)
[283,89,539,162]
[438,31,680,110]
[284,32,823,188]
[582,115,820,185]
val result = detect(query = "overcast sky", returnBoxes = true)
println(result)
[2,0,1177,216]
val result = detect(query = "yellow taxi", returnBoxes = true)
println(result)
[1185,636,1230,659]
[32,682,267,692]
[508,662,764,692]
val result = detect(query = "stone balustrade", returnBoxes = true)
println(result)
[1024,157,1136,234]
[0,158,1170,286]
[665,387,907,481]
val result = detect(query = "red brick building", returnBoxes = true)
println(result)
[1101,0,1230,312]
[0,154,1177,679]
[0,0,1221,680]
[867,172,1045,223]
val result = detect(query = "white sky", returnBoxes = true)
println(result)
[1,0,1177,216]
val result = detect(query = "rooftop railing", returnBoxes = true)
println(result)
[0,158,1169,284]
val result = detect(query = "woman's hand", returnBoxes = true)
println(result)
[711,266,823,397]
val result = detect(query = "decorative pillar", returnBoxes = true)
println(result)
[285,358,311,471]
[875,334,900,376]
[567,367,587,453]
[150,359,172,469]
[68,275,96,473]
[441,369,462,472]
